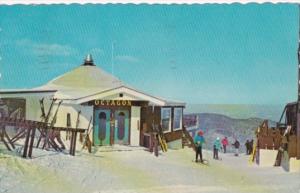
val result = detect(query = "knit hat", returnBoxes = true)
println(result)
[198,130,204,136]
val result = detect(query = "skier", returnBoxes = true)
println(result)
[213,137,222,160]
[249,139,254,155]
[194,130,205,163]
[232,139,240,156]
[221,137,229,153]
[245,140,250,155]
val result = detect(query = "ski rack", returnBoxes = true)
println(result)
[0,117,85,158]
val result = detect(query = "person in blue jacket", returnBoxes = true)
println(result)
[213,137,222,160]
[194,130,205,163]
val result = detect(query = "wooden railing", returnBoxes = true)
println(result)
[0,117,85,158]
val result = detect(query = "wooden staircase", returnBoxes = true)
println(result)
[182,126,196,151]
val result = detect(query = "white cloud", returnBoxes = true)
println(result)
[89,48,104,55]
[115,55,139,63]
[16,39,76,56]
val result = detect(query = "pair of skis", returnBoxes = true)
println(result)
[37,98,63,151]
[153,124,168,152]
[69,110,81,155]
[193,159,209,166]
[158,134,168,152]
[81,116,93,153]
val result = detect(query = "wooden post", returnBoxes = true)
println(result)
[28,127,36,158]
[22,128,31,158]
[0,124,15,150]
[43,129,50,150]
[3,129,15,149]
[153,133,159,157]
[69,131,75,155]
[69,130,78,156]
[297,111,300,159]
[11,129,26,143]
[36,128,43,148]
[72,131,78,156]
[149,133,153,153]
[0,125,12,151]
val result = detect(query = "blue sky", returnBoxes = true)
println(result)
[0,4,298,105]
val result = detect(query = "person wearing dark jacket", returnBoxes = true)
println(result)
[249,139,254,155]
[232,139,240,156]
[194,130,205,163]
[245,140,250,155]
[213,137,222,160]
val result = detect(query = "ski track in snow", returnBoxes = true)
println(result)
[0,145,299,193]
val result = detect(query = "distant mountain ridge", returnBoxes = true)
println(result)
[185,113,276,152]
[185,104,286,122]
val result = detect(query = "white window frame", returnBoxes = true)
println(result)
[173,107,183,131]
[161,107,171,133]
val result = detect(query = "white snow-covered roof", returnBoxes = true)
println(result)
[39,65,123,90]
[1,55,185,107]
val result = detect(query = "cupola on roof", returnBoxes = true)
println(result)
[83,54,95,66]
[42,54,123,90]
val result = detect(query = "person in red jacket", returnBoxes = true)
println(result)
[221,137,229,153]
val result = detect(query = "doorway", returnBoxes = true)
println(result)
[114,110,129,145]
[94,109,111,145]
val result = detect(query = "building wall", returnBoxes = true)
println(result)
[1,93,184,149]
[0,93,54,121]
[56,104,93,151]
[54,103,93,129]
[0,93,92,146]
[258,149,278,167]
[27,95,54,121]
[102,93,139,101]
[167,139,183,150]
[55,103,93,142]
[130,106,141,146]
[139,106,184,148]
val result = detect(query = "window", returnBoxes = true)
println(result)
[161,108,171,132]
[173,108,182,130]
[99,112,107,141]
[66,113,71,140]
[66,113,71,127]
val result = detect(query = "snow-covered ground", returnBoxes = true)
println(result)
[0,145,299,193]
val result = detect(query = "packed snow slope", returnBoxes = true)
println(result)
[0,145,299,193]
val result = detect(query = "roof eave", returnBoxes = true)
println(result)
[0,89,57,94]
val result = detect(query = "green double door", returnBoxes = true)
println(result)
[94,109,129,145]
